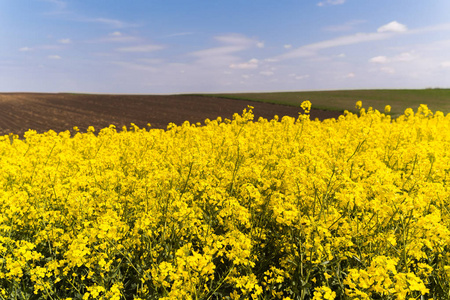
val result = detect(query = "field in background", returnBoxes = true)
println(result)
[202,88,450,117]
[0,93,340,137]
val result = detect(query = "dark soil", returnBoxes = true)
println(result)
[0,93,342,136]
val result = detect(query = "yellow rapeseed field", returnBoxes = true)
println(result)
[0,101,449,299]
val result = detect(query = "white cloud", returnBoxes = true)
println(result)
[369,56,388,63]
[336,53,346,58]
[48,55,61,59]
[110,31,122,37]
[257,42,265,48]
[58,38,71,44]
[284,44,292,49]
[377,21,407,33]
[440,61,450,68]
[116,44,164,52]
[346,72,355,78]
[229,58,259,69]
[317,0,346,7]
[19,47,32,52]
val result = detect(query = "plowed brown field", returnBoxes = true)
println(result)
[0,93,342,136]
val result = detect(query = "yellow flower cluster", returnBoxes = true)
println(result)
[0,101,449,299]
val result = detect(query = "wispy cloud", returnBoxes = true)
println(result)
[190,46,246,58]
[97,32,141,43]
[317,0,346,7]
[58,38,71,44]
[191,34,261,59]
[138,58,165,64]
[229,58,259,69]
[116,44,165,52]
[369,56,388,63]
[41,1,139,29]
[394,52,417,62]
[275,32,393,60]
[165,32,194,37]
[369,51,418,64]
[214,33,261,47]
[323,20,367,32]
[78,17,138,29]
[417,23,450,33]
[39,45,64,50]
[19,44,63,52]
[275,21,409,60]
[260,71,274,76]
[380,67,395,74]
[295,74,310,80]
[188,33,263,68]
[48,55,62,60]
[91,18,131,28]
[111,61,159,72]
[40,0,67,9]
[40,0,69,15]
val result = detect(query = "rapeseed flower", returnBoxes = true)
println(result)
[0,104,448,298]
[385,105,391,113]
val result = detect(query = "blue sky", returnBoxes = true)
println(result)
[1,0,450,93]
